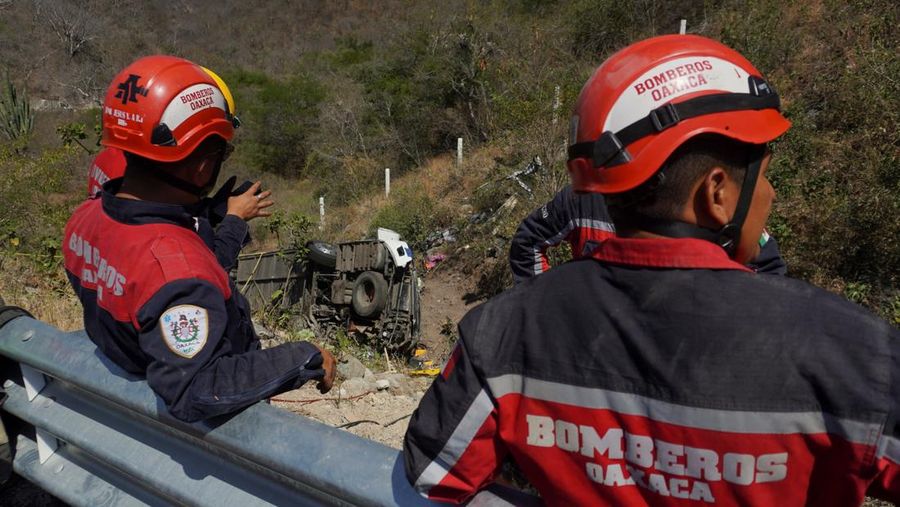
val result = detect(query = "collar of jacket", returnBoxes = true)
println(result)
[587,236,753,271]
[101,186,200,231]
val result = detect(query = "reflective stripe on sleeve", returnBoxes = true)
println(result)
[877,435,900,464]
[414,389,495,494]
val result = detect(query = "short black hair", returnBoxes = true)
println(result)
[606,134,761,226]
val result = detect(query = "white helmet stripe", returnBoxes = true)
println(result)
[604,56,751,133]
[159,84,227,134]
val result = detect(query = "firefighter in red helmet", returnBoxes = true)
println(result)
[87,147,126,197]
[85,66,262,273]
[405,35,898,505]
[63,56,334,422]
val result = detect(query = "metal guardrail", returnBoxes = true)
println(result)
[0,314,538,506]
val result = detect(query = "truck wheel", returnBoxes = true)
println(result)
[306,241,337,267]
[351,271,388,318]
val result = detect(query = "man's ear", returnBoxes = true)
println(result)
[695,167,735,228]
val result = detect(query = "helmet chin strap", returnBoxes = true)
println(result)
[626,147,766,258]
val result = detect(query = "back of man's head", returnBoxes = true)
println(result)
[606,134,760,226]
[565,34,789,259]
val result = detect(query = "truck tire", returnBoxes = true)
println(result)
[351,271,388,318]
[306,241,337,267]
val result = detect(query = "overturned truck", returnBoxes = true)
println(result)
[235,228,421,354]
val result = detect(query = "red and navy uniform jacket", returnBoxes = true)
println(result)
[195,212,249,273]
[63,191,324,422]
[510,186,787,282]
[405,237,899,505]
[749,233,787,276]
[509,185,615,284]
[90,179,249,273]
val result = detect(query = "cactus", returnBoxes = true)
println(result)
[0,74,34,142]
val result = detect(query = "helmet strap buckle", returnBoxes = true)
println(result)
[649,103,681,132]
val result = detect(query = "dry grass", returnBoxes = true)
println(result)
[285,148,503,244]
[0,257,82,331]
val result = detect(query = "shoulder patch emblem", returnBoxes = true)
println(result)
[160,305,208,358]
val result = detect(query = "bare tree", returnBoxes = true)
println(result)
[33,0,97,57]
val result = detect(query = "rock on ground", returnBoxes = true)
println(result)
[336,354,369,380]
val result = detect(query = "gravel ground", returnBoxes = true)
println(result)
[273,377,432,449]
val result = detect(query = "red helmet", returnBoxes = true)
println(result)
[567,35,791,194]
[87,147,126,197]
[100,55,235,163]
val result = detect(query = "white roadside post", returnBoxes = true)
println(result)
[385,168,391,198]
[679,19,687,35]
[319,196,325,231]
[457,137,463,165]
[20,358,58,464]
[552,85,561,125]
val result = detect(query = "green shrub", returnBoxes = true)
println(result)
[326,37,374,68]
[262,210,315,252]
[714,0,900,314]
[566,0,643,58]
[370,187,451,251]
[223,69,325,177]
[0,145,81,272]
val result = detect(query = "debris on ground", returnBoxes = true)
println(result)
[409,368,441,377]
[425,228,457,247]
[424,253,447,270]
[475,156,544,195]
[407,347,440,376]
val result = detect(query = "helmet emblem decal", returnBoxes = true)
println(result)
[115,74,149,105]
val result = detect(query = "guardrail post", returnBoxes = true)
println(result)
[21,363,44,401]
[20,364,58,463]
[35,428,58,464]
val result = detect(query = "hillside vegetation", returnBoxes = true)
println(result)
[0,0,897,326]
